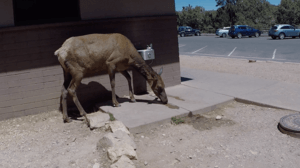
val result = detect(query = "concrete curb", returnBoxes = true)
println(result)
[234,98,287,110]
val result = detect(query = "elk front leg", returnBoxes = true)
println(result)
[121,71,136,102]
[67,74,90,126]
[108,68,120,107]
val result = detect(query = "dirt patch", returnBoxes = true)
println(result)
[168,95,185,101]
[165,103,180,109]
[132,101,300,168]
[184,114,235,131]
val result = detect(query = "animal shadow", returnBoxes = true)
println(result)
[95,94,164,108]
[65,81,163,120]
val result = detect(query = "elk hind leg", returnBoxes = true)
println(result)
[121,71,136,102]
[67,73,90,126]
[61,70,72,123]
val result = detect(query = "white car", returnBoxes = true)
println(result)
[216,27,230,37]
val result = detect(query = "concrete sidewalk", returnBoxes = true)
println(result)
[181,67,300,111]
[96,67,300,132]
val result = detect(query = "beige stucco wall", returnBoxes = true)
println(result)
[79,0,175,20]
[0,0,14,27]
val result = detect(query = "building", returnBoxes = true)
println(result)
[0,0,180,120]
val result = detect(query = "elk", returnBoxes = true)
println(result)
[54,33,168,125]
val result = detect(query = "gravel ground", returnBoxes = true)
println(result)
[133,102,300,168]
[1,55,300,168]
[0,111,105,168]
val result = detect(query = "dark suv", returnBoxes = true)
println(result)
[228,25,261,38]
[178,26,201,37]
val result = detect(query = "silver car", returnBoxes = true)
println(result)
[269,24,300,40]
[216,27,230,37]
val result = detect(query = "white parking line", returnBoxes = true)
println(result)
[228,47,237,56]
[272,49,277,59]
[179,44,186,48]
[194,53,226,56]
[191,46,207,54]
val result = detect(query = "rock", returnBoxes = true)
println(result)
[110,155,136,168]
[250,150,258,155]
[107,143,137,163]
[106,121,130,135]
[171,158,180,165]
[216,115,222,120]
[93,163,100,168]
[144,161,148,166]
[97,130,137,150]
[87,112,110,129]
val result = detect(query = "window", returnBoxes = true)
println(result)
[290,26,295,29]
[280,26,290,29]
[13,0,80,26]
[239,26,246,29]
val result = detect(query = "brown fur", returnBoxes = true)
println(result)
[54,33,168,124]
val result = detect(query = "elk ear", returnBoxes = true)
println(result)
[158,67,163,76]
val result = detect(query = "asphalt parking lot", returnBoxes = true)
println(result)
[178,35,300,63]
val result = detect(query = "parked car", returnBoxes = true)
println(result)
[178,26,201,37]
[228,25,261,39]
[216,27,230,37]
[268,24,300,40]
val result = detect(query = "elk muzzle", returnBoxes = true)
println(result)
[156,88,168,104]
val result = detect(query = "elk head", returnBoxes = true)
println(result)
[150,67,168,104]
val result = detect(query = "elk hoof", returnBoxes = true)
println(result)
[64,118,72,123]
[113,103,121,107]
[85,118,90,127]
[130,99,136,103]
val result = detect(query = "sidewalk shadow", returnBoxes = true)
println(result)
[181,77,193,82]
[96,95,164,108]
[65,81,164,120]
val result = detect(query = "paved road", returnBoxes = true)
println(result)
[178,35,300,63]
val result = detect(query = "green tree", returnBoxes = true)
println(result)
[235,0,275,30]
[202,10,218,33]
[214,6,231,28]
[215,0,242,25]
[176,5,205,29]
[276,0,300,26]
